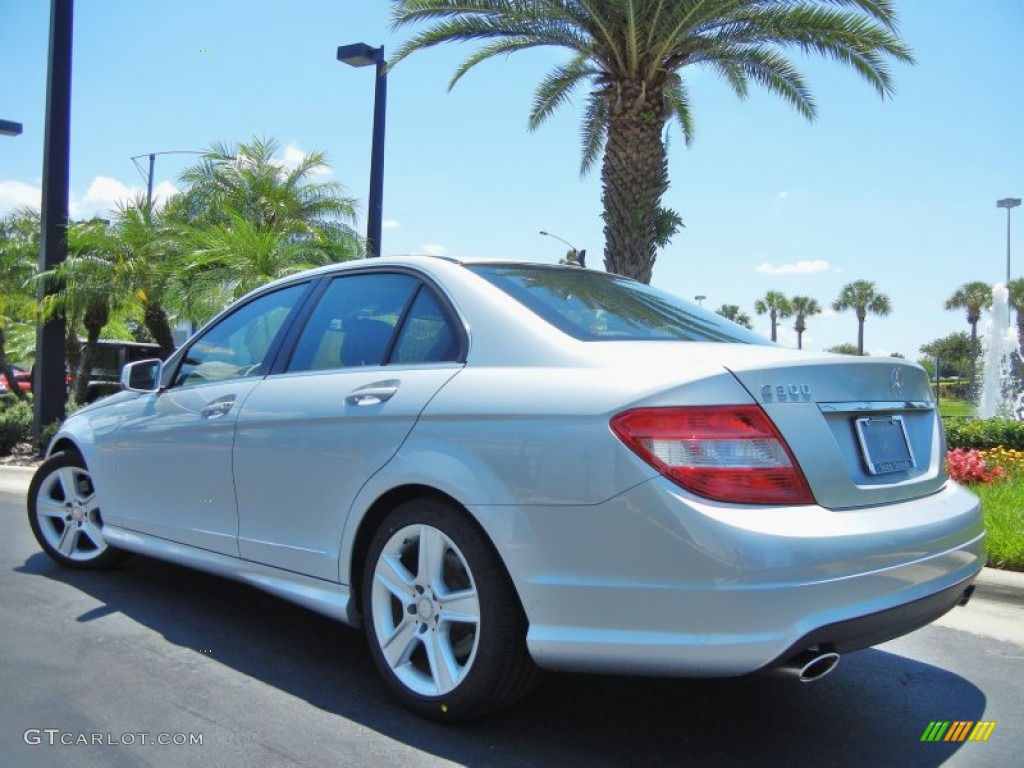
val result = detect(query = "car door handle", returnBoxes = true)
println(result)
[346,380,400,406]
[200,399,234,419]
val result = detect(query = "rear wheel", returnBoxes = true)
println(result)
[28,451,128,569]
[361,497,539,720]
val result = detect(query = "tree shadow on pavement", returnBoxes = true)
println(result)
[18,552,985,768]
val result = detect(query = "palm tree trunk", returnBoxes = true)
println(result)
[857,318,865,355]
[600,81,668,284]
[144,301,177,359]
[73,299,109,404]
[65,327,81,396]
[969,321,978,395]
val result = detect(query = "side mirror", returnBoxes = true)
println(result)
[120,359,163,393]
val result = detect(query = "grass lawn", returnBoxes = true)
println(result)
[972,476,1024,572]
[938,399,975,418]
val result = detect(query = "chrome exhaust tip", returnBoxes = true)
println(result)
[771,650,841,683]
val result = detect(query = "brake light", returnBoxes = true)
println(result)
[610,406,814,505]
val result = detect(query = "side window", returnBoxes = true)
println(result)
[392,288,460,364]
[287,273,418,372]
[174,283,307,388]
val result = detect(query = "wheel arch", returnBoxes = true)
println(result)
[347,484,525,623]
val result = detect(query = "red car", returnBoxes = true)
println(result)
[0,367,32,394]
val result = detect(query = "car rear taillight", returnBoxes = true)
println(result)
[610,406,814,505]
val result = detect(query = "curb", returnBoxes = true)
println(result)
[972,567,1024,609]
[0,465,1021,607]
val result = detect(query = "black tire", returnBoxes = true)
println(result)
[361,497,540,720]
[27,451,129,569]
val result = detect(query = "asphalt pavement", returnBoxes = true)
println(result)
[3,464,1024,767]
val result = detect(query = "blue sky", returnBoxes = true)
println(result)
[1,1,1022,360]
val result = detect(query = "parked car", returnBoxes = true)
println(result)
[0,366,32,394]
[28,257,984,720]
[74,339,164,403]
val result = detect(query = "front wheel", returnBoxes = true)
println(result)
[361,497,540,720]
[27,451,128,569]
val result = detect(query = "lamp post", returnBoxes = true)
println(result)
[694,295,706,306]
[539,230,585,266]
[35,0,74,443]
[997,197,1022,285]
[338,43,387,259]
[0,119,23,136]
[131,150,203,206]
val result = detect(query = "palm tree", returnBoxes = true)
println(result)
[390,0,912,283]
[944,281,991,393]
[1009,278,1024,355]
[832,280,891,356]
[790,295,822,350]
[0,208,40,401]
[715,304,752,329]
[173,136,360,244]
[754,291,792,342]
[170,137,362,320]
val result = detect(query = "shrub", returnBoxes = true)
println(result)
[0,397,33,455]
[944,417,1024,450]
[946,448,1005,484]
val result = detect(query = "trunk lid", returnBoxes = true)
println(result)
[725,355,943,509]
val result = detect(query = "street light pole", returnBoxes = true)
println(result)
[539,230,585,266]
[338,43,387,259]
[35,0,74,443]
[0,119,23,136]
[997,197,1022,285]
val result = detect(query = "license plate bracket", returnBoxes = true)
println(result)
[855,416,915,475]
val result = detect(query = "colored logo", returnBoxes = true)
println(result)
[920,721,996,742]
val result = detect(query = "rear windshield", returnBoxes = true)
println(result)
[466,264,769,344]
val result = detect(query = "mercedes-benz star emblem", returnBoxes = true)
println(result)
[890,368,904,398]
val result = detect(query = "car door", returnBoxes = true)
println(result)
[232,271,465,580]
[102,282,311,555]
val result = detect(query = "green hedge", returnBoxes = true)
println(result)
[944,417,1024,450]
[0,395,32,455]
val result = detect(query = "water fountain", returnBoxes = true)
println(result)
[977,283,1023,419]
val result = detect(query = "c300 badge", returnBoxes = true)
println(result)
[760,383,811,402]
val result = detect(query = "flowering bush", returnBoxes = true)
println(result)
[947,448,1006,484]
[980,446,1024,476]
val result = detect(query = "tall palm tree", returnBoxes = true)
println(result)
[389,0,912,283]
[754,291,792,342]
[715,303,752,329]
[832,280,891,355]
[1008,278,1024,355]
[944,281,991,393]
[790,295,822,350]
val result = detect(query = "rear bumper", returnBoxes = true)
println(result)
[763,575,976,669]
[471,479,985,676]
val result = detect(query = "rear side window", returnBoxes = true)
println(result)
[466,264,769,344]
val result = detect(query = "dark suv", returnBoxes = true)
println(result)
[81,340,163,403]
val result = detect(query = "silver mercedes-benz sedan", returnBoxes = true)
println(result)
[28,256,984,720]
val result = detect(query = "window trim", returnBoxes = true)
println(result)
[272,267,469,375]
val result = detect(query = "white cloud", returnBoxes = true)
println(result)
[416,244,447,256]
[777,190,790,200]
[755,259,830,275]
[382,219,400,230]
[0,180,41,214]
[71,175,178,219]
[279,143,331,177]
[1,176,178,220]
